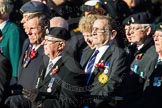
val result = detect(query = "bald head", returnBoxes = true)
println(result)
[50,17,69,30]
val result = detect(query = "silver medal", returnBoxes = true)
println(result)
[47,87,52,93]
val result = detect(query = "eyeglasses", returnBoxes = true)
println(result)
[129,25,149,31]
[153,35,162,38]
[92,27,109,33]
[44,39,61,43]
[129,27,145,31]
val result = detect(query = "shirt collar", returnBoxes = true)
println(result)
[137,44,144,50]
[0,20,7,30]
[50,56,62,65]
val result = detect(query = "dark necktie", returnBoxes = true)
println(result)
[45,61,53,77]
[86,50,99,84]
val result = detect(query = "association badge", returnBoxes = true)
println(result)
[98,73,108,84]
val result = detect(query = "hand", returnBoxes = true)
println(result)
[22,88,39,102]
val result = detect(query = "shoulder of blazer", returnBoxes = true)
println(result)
[110,44,126,54]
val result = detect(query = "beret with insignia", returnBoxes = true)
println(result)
[126,12,154,24]
[47,27,70,41]
[155,22,162,31]
[122,15,133,26]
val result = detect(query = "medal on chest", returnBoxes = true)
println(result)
[96,61,110,84]
[47,77,55,93]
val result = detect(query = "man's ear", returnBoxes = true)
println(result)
[58,42,65,51]
[145,26,151,36]
[110,30,117,40]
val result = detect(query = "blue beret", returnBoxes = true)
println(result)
[126,12,154,24]
[47,27,70,41]
[20,1,50,14]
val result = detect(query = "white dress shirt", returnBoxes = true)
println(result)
[45,56,62,77]
[85,45,109,73]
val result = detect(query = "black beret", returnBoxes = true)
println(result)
[20,1,50,14]
[155,22,162,31]
[126,12,154,24]
[47,27,70,41]
[122,15,132,26]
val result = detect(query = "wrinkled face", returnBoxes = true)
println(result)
[153,30,162,54]
[26,17,43,45]
[43,36,62,58]
[82,31,95,49]
[92,19,109,48]
[124,25,132,43]
[21,13,37,33]
[21,13,31,24]
[129,24,147,45]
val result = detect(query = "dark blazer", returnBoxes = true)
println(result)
[80,43,129,108]
[0,53,12,105]
[80,46,94,68]
[125,59,162,108]
[0,21,25,77]
[118,37,158,108]
[17,39,46,89]
[35,55,86,108]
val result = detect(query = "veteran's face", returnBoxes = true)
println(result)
[82,31,95,49]
[153,30,162,54]
[21,13,32,24]
[26,17,44,45]
[21,13,34,32]
[129,24,148,45]
[92,19,109,48]
[43,36,62,59]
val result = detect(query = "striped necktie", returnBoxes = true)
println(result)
[45,61,53,77]
[86,50,99,84]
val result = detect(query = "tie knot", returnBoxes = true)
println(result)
[48,61,53,68]
[94,50,99,55]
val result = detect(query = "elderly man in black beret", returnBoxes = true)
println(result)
[118,12,158,108]
[121,22,162,108]
[5,27,86,108]
[24,27,85,108]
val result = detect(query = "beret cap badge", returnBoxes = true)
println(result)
[131,17,134,23]
[160,25,162,29]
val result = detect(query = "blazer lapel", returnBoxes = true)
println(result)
[38,58,63,88]
[18,39,30,78]
[81,48,94,68]
[86,46,113,85]
[93,46,113,76]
